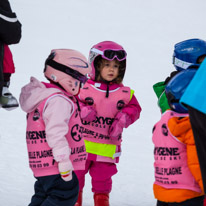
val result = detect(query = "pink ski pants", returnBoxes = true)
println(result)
[75,160,117,193]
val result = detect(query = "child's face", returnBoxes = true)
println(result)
[99,59,119,82]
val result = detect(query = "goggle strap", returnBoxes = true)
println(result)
[90,48,104,55]
[46,59,88,83]
[173,57,193,69]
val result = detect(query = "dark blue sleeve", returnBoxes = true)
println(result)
[180,58,206,114]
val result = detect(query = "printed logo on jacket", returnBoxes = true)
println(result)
[78,82,131,144]
[152,111,201,192]
[67,108,87,170]
[71,116,114,143]
[26,94,87,174]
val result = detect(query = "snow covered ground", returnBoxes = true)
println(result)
[0,0,206,205]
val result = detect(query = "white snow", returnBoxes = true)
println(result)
[0,0,206,205]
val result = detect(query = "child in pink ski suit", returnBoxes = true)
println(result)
[19,49,91,206]
[74,41,142,206]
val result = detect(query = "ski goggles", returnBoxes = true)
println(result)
[91,48,127,61]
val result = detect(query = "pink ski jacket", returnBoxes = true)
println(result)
[20,77,86,177]
[78,79,141,163]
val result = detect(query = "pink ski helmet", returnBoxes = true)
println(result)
[88,41,127,81]
[44,49,91,95]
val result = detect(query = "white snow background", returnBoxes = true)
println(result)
[0,0,206,205]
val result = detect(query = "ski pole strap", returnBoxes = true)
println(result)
[0,41,4,95]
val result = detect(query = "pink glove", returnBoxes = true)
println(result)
[81,105,97,122]
[109,112,131,140]
[58,159,73,181]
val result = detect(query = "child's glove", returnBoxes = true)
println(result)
[81,105,97,122]
[109,112,131,140]
[58,159,73,181]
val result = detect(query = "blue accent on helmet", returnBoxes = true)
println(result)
[165,69,197,113]
[173,39,206,71]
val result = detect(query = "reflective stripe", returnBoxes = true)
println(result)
[130,89,134,100]
[60,170,71,175]
[84,140,116,159]
[0,14,18,23]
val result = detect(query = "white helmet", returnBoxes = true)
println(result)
[44,49,91,95]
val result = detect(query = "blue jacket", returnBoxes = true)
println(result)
[180,58,206,114]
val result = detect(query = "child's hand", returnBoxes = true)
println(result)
[81,105,97,122]
[109,112,131,139]
[58,159,73,181]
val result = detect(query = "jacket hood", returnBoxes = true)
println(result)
[19,76,62,113]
